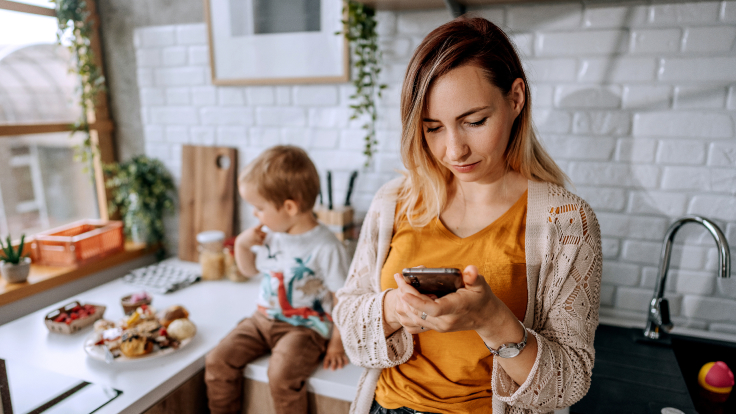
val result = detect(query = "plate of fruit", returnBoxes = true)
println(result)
[84,304,196,363]
[45,301,106,334]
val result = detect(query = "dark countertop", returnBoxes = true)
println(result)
[572,324,697,414]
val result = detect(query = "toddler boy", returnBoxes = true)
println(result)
[205,145,350,414]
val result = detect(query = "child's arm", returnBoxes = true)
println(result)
[324,292,349,371]
[234,224,266,277]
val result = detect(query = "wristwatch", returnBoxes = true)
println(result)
[484,320,528,358]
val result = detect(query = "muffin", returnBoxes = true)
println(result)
[160,305,189,328]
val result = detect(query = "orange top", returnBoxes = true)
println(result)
[375,191,528,414]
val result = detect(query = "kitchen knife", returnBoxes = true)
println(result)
[345,171,358,207]
[327,171,333,210]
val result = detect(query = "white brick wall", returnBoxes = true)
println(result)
[133,2,736,335]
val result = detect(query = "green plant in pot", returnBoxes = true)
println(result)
[0,234,31,284]
[104,156,176,259]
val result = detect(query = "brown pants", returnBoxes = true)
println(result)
[205,311,328,414]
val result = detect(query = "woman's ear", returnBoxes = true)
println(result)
[283,199,300,216]
[509,78,525,116]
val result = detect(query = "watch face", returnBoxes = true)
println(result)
[498,346,520,358]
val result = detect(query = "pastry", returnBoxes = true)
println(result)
[167,318,196,340]
[136,304,157,320]
[119,331,154,357]
[160,305,189,328]
[94,319,116,332]
[135,320,162,338]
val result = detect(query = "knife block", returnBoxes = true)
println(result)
[315,206,354,241]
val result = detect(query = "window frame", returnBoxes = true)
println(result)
[0,0,117,224]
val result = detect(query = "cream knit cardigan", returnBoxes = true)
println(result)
[334,178,603,414]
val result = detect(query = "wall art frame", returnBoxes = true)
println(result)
[204,0,349,85]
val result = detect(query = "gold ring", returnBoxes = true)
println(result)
[421,312,428,320]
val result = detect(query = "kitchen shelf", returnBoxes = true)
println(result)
[0,242,151,307]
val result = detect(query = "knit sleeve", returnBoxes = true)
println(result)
[493,195,603,411]
[333,183,414,369]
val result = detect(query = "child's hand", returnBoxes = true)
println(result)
[323,341,349,371]
[238,224,266,248]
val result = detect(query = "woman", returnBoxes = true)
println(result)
[334,16,602,414]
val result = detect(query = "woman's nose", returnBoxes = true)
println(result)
[445,128,468,161]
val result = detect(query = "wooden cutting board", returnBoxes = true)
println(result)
[178,145,238,262]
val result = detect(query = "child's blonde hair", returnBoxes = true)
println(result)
[238,145,320,213]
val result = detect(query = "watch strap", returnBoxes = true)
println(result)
[484,319,528,358]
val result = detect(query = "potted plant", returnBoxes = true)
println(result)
[0,234,31,284]
[104,155,176,259]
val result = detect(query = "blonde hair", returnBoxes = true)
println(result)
[238,145,320,212]
[398,16,568,227]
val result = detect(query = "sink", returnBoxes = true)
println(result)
[573,324,697,414]
[670,333,736,414]
[573,324,736,414]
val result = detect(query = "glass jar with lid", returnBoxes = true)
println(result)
[196,230,226,280]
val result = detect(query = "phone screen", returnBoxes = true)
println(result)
[401,268,463,297]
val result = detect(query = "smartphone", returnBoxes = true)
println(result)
[402,268,464,297]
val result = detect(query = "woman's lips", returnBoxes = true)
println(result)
[451,161,480,173]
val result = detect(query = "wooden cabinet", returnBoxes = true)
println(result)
[243,378,351,414]
[143,370,351,414]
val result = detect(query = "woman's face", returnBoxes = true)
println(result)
[422,65,525,184]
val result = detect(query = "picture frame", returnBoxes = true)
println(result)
[204,0,349,85]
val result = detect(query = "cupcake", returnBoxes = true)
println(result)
[121,291,152,315]
[160,305,190,328]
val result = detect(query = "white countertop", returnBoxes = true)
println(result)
[0,259,361,414]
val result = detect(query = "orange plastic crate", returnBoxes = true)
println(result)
[32,220,125,266]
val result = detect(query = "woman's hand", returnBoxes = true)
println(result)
[392,265,511,336]
[391,265,537,385]
[384,277,429,335]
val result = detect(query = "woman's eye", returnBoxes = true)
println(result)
[425,125,440,133]
[468,118,487,127]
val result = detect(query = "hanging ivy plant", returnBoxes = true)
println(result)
[104,156,176,259]
[341,0,386,166]
[52,0,105,168]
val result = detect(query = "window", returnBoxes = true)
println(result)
[0,0,115,240]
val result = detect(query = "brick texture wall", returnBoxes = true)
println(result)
[134,1,736,334]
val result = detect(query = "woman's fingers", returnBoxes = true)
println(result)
[393,290,431,331]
